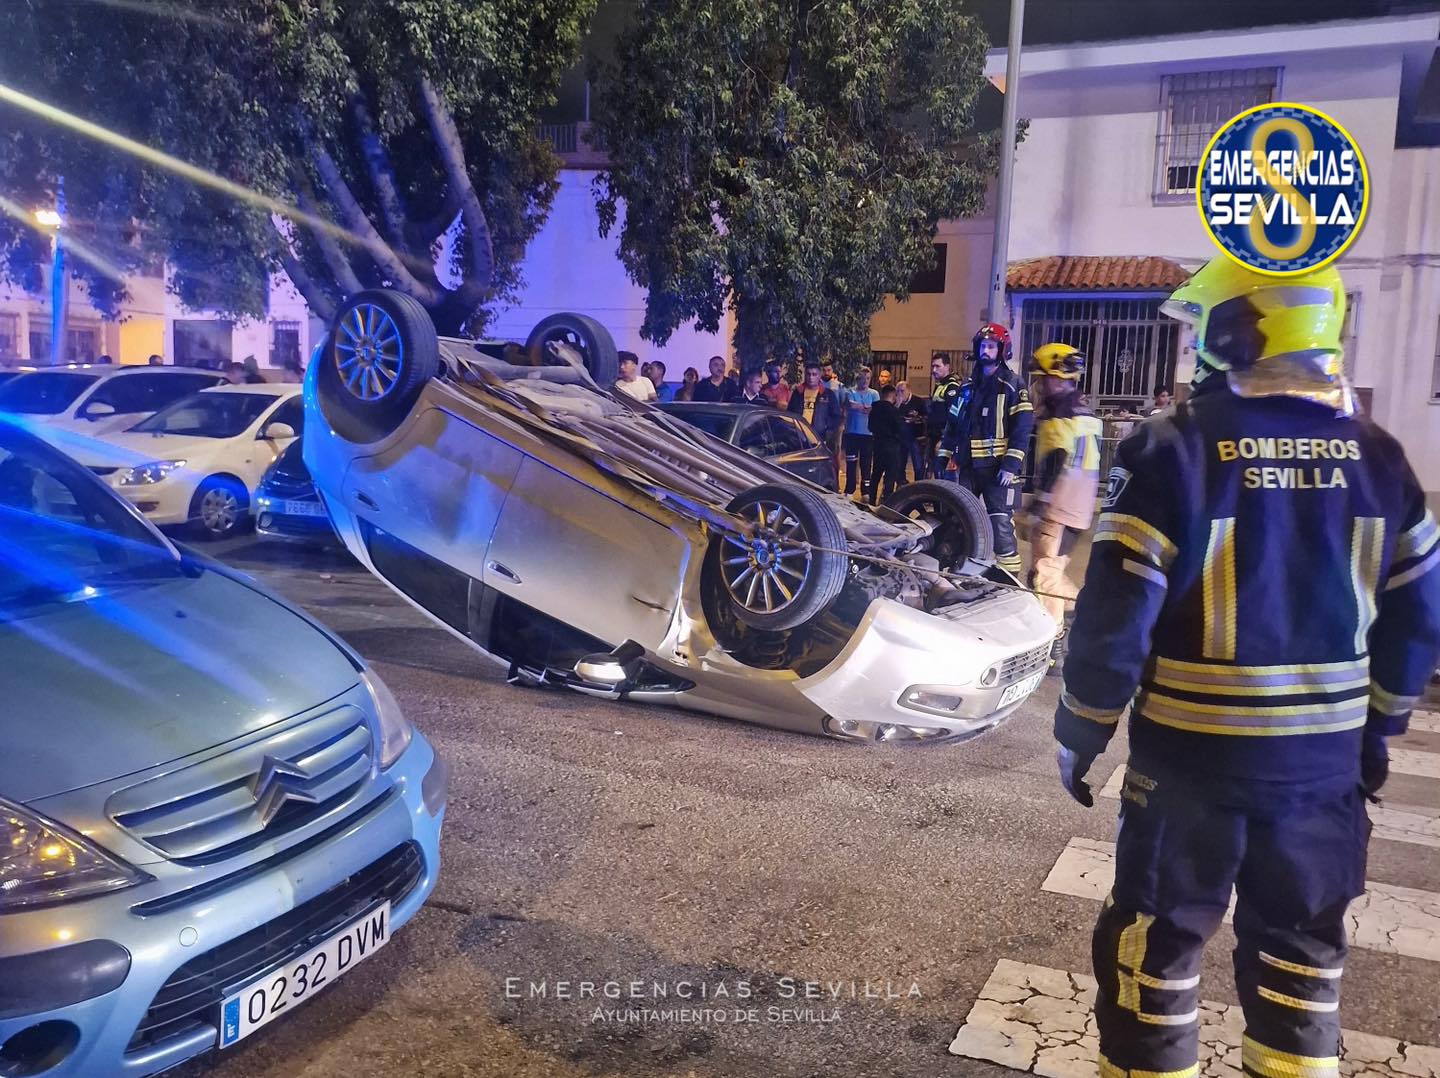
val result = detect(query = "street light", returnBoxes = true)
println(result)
[34,184,66,366]
[33,208,62,228]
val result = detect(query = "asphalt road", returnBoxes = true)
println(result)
[172,534,1440,1078]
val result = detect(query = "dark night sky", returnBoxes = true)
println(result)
[546,0,1437,121]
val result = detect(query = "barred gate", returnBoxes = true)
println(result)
[1018,296,1179,412]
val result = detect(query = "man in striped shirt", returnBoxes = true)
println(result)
[1053,257,1440,1078]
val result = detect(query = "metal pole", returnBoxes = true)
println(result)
[987,0,1025,325]
[49,178,67,366]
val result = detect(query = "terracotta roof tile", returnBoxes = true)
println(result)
[1007,256,1191,292]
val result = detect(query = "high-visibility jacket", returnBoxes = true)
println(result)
[927,374,963,441]
[1056,383,1440,790]
[1034,393,1103,530]
[940,366,1034,476]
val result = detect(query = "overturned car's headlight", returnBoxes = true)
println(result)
[0,798,151,911]
[119,459,186,486]
[824,717,953,742]
[362,669,413,768]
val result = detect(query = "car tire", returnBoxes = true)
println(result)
[706,483,849,632]
[316,289,439,444]
[524,313,619,386]
[190,476,248,540]
[883,479,993,567]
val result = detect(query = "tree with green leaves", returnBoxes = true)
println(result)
[592,0,998,372]
[0,0,595,333]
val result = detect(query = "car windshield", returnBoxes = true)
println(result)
[664,409,737,440]
[0,421,181,619]
[131,391,276,437]
[0,371,101,415]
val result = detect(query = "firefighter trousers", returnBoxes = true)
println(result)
[1094,767,1370,1078]
[1028,518,1080,628]
[958,467,1022,576]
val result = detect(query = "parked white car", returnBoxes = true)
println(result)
[58,383,304,539]
[0,365,225,434]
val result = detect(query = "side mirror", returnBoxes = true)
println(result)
[261,422,297,441]
[84,402,116,419]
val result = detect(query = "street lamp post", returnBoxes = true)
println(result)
[987,0,1026,325]
[34,180,66,366]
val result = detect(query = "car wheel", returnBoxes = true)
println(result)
[883,479,993,568]
[316,289,439,444]
[706,483,849,632]
[524,313,619,386]
[191,477,248,540]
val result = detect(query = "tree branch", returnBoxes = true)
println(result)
[416,75,493,295]
[270,218,337,321]
[310,140,442,305]
[349,94,410,253]
[293,176,364,297]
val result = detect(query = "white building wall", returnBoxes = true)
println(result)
[487,169,733,375]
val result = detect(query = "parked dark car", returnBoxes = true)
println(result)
[658,402,836,488]
[255,439,335,544]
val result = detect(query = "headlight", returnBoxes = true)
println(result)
[362,669,413,769]
[0,798,151,911]
[119,459,186,486]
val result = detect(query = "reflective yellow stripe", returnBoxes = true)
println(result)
[1387,545,1440,591]
[1136,1008,1199,1026]
[1136,692,1367,736]
[1256,985,1338,1012]
[1004,447,1026,461]
[1134,971,1200,990]
[1258,951,1343,979]
[1140,692,1368,718]
[1241,1035,1339,1078]
[1153,657,1367,678]
[1116,912,1152,1015]
[1351,517,1384,654]
[1202,518,1237,661]
[1061,688,1124,724]
[1149,674,1369,697]
[1095,513,1177,569]
[1099,1054,1199,1078]
[1370,683,1418,717]
[1397,510,1439,560]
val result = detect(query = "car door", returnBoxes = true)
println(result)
[483,456,688,652]
[243,396,303,492]
[765,414,834,486]
[341,406,524,589]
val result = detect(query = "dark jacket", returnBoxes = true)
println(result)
[787,383,842,440]
[898,397,926,444]
[1056,384,1440,795]
[694,377,738,403]
[940,363,1034,476]
[868,399,903,445]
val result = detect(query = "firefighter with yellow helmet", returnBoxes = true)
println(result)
[1025,343,1103,667]
[1054,256,1440,1078]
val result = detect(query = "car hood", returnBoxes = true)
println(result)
[56,430,228,468]
[0,566,362,803]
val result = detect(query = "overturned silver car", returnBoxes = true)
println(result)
[304,290,1055,742]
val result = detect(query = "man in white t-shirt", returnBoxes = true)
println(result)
[614,351,657,402]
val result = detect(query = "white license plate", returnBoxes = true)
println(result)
[999,669,1046,708]
[276,499,327,518]
[219,902,391,1048]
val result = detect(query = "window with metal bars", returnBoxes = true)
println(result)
[868,351,908,389]
[1154,68,1280,199]
[0,313,18,360]
[1341,291,1361,383]
[270,320,302,368]
[1018,297,1179,411]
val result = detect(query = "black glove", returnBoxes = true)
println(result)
[1057,745,1098,808]
[1361,730,1389,802]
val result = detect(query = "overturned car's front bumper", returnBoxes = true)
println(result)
[795,591,1058,742]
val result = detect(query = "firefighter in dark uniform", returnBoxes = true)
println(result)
[941,322,1034,576]
[926,352,963,479]
[1054,257,1440,1078]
